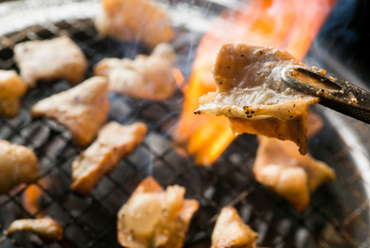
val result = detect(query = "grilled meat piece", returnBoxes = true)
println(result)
[95,0,174,48]
[117,177,199,248]
[71,121,148,195]
[0,140,38,194]
[212,206,258,248]
[95,43,176,100]
[14,36,87,88]
[253,111,333,212]
[7,217,63,242]
[0,70,26,118]
[195,43,321,155]
[254,136,335,212]
[31,76,109,147]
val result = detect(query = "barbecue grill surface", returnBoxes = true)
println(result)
[0,1,370,248]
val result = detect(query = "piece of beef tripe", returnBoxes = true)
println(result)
[212,206,258,248]
[95,0,174,48]
[0,140,38,194]
[253,111,333,212]
[7,217,63,242]
[31,76,109,147]
[71,122,148,196]
[117,177,199,248]
[254,136,335,212]
[14,36,87,88]
[94,43,176,100]
[195,43,321,155]
[0,70,27,118]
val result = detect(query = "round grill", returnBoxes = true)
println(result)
[0,1,369,248]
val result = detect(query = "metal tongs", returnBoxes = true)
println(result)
[281,65,370,124]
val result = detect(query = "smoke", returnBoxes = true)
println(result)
[131,146,153,179]
[313,0,360,65]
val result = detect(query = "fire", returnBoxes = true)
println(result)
[23,178,49,218]
[172,67,188,94]
[173,0,337,166]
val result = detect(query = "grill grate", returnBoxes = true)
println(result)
[0,17,370,248]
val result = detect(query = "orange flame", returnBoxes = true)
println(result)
[23,178,49,218]
[172,67,188,94]
[173,0,337,166]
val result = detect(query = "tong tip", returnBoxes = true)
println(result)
[281,65,370,124]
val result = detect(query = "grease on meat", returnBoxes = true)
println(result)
[117,177,199,248]
[31,76,110,147]
[0,140,38,194]
[14,36,87,88]
[0,70,26,118]
[212,206,258,248]
[195,43,320,155]
[7,217,63,242]
[95,43,176,100]
[95,0,174,48]
[71,122,148,195]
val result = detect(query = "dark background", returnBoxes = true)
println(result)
[311,0,370,86]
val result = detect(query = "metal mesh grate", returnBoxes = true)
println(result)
[0,17,370,248]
